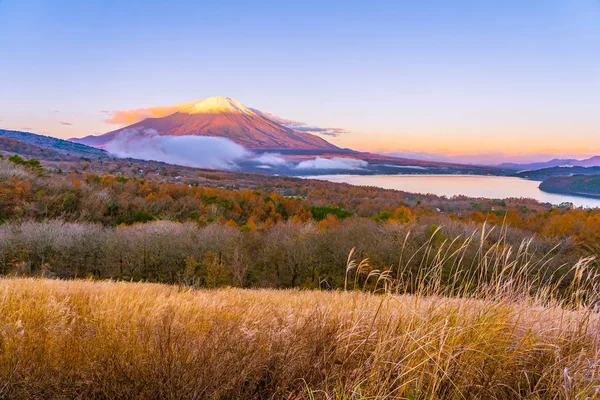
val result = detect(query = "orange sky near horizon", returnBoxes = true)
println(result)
[2,100,599,162]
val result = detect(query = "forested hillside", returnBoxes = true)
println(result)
[540,174,600,198]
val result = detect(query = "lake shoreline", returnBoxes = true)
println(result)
[539,187,600,200]
[305,174,600,209]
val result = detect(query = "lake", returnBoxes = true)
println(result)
[308,174,600,209]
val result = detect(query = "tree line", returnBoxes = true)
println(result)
[0,218,582,292]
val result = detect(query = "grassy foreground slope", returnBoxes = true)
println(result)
[0,278,598,399]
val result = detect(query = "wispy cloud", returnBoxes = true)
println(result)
[59,121,72,126]
[250,108,348,137]
[292,126,346,137]
[104,105,182,125]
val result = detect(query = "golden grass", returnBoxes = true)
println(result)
[0,278,598,399]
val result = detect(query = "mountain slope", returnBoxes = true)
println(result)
[74,97,342,152]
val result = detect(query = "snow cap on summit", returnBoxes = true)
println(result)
[180,97,253,115]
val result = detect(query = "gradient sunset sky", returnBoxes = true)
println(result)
[1,0,599,162]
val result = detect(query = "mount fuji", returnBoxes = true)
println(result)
[73,97,344,153]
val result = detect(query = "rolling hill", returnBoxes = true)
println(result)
[0,129,109,159]
[539,174,600,198]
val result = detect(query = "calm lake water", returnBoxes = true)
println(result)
[308,174,600,209]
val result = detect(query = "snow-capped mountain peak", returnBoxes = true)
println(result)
[179,96,253,115]
[73,96,340,152]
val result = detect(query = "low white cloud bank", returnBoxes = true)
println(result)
[295,157,367,170]
[100,129,366,171]
[252,153,289,166]
[103,129,250,170]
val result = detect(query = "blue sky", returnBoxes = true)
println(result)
[1,0,599,161]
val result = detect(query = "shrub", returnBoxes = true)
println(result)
[309,206,352,221]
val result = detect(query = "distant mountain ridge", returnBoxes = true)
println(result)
[73,97,344,152]
[517,166,600,181]
[499,156,600,171]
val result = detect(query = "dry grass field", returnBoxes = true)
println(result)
[0,278,598,399]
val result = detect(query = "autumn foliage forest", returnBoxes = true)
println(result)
[1,153,599,292]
